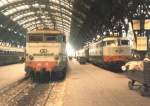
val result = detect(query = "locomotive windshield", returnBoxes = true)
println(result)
[29,35,43,42]
[121,40,129,45]
[45,34,65,42]
[45,35,57,41]
[28,34,66,42]
[118,40,129,46]
[106,40,116,46]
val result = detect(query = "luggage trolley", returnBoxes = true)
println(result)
[123,61,150,96]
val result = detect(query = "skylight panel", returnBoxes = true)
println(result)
[12,12,35,21]
[0,1,4,7]
[1,0,8,5]
[50,0,59,4]
[0,0,72,33]
[3,5,30,16]
[19,17,38,25]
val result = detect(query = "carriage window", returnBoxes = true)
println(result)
[107,40,116,46]
[0,50,4,54]
[29,36,43,42]
[121,40,129,45]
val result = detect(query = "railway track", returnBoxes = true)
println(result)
[0,78,27,95]
[0,79,33,106]
[0,78,56,106]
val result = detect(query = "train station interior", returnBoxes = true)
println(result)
[0,0,150,106]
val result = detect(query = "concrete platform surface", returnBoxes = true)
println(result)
[63,60,150,106]
[0,64,25,89]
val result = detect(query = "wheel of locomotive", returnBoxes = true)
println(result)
[140,85,149,96]
[128,80,135,90]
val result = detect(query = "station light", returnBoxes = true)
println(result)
[14,31,17,34]
[8,28,11,31]
[0,24,3,28]
[103,32,106,35]
[97,35,100,39]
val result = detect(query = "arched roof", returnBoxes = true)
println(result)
[0,0,149,48]
[0,0,83,33]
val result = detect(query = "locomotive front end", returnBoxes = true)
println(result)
[25,30,67,82]
[103,37,131,68]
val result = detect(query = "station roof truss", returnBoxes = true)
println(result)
[0,0,81,34]
[69,0,150,49]
[0,0,150,49]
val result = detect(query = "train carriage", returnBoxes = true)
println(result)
[0,45,24,65]
[76,49,87,64]
[25,29,67,82]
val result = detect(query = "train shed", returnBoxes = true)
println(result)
[0,0,150,106]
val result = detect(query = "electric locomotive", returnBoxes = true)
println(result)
[25,29,67,82]
[89,37,131,69]
[76,49,87,64]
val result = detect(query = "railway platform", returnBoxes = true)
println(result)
[0,61,150,106]
[0,64,25,89]
[63,60,150,106]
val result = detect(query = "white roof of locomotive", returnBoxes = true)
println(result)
[89,37,129,46]
[28,30,64,35]
[103,37,128,41]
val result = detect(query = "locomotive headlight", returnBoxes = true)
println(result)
[29,55,34,60]
[121,66,126,71]
[45,62,49,66]
[37,63,42,66]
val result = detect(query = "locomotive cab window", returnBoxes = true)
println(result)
[121,40,129,45]
[45,34,65,42]
[45,35,57,42]
[106,40,116,46]
[28,35,43,42]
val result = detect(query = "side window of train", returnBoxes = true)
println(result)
[0,50,3,54]
[6,51,9,55]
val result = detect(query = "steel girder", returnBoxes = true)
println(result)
[26,22,70,32]
[0,0,86,32]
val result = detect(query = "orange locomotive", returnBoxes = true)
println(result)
[25,29,67,82]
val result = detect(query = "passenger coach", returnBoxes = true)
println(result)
[0,45,24,65]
